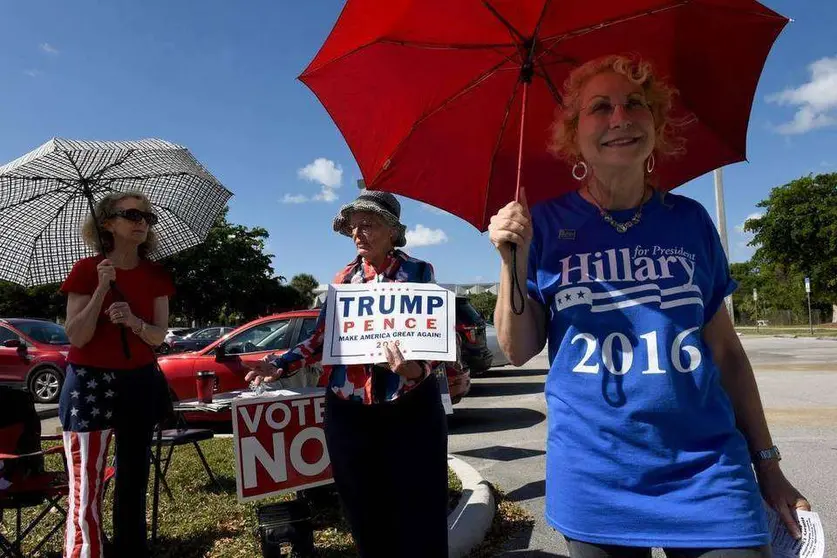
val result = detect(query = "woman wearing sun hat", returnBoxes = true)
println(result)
[247,190,450,558]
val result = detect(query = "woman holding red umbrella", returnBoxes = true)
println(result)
[490,55,811,557]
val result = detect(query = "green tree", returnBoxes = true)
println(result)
[290,273,320,307]
[744,173,837,322]
[0,281,64,321]
[469,292,498,321]
[163,209,302,324]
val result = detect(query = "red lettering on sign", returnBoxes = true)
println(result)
[427,318,437,330]
[364,319,374,332]
[383,318,395,330]
[343,321,354,333]
[405,318,416,329]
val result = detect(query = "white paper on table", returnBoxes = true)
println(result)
[765,503,825,558]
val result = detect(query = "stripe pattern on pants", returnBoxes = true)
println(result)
[63,429,113,558]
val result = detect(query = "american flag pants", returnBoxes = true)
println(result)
[59,363,158,558]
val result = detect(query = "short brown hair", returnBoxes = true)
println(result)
[549,54,687,162]
[81,191,158,258]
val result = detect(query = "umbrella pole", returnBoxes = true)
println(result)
[509,77,531,316]
[82,183,132,360]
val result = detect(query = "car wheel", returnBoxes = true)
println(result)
[29,367,64,404]
[157,343,171,354]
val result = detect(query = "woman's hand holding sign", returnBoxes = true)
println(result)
[382,341,425,381]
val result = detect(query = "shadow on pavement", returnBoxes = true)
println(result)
[467,381,545,398]
[447,407,545,435]
[455,445,545,462]
[479,368,550,379]
[506,479,546,503]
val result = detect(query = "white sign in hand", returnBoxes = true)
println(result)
[322,282,456,365]
[765,503,825,558]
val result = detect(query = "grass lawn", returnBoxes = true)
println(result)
[3,438,530,557]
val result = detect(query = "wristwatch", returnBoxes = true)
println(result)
[752,445,781,464]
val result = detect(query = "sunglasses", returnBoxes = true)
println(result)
[110,208,158,226]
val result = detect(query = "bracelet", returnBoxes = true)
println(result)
[131,319,145,335]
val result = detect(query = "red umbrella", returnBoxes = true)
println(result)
[299,0,788,231]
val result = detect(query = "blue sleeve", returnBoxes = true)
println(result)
[702,208,738,324]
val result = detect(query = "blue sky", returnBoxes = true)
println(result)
[1,1,835,285]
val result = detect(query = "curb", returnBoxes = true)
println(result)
[37,407,59,420]
[447,454,495,558]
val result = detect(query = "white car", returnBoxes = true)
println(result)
[484,324,510,368]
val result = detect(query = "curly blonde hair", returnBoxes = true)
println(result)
[81,191,158,258]
[548,54,687,163]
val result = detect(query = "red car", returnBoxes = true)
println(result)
[158,309,470,422]
[0,318,71,404]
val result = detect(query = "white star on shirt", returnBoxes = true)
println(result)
[70,407,79,417]
[90,407,100,417]
[85,394,96,403]
[78,420,89,429]
[104,373,114,383]
[105,390,115,398]
[70,390,80,399]
[75,368,86,377]
[105,410,113,420]
[87,379,98,389]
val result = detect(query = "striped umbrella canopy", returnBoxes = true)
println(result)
[0,138,232,287]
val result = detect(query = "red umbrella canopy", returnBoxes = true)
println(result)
[300,0,788,231]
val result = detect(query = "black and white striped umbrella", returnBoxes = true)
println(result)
[0,138,233,286]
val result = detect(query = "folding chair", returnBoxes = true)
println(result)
[0,389,115,558]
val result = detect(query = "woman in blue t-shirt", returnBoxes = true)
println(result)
[488,54,811,557]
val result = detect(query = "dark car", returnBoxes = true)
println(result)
[169,326,235,353]
[158,309,471,422]
[0,318,70,404]
[456,296,493,375]
[157,327,200,354]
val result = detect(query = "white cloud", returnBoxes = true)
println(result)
[735,212,763,234]
[23,69,41,78]
[298,158,342,189]
[405,224,448,248]
[766,55,837,134]
[39,42,59,55]
[281,194,308,204]
[314,186,338,202]
[293,158,343,203]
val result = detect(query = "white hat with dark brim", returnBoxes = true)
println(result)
[333,190,407,247]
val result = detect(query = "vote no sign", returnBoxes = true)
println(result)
[322,282,457,365]
[232,390,333,502]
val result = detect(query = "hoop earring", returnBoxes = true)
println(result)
[572,161,588,181]
[646,153,656,174]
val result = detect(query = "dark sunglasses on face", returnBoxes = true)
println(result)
[111,208,158,226]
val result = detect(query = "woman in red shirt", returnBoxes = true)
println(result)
[59,191,174,558]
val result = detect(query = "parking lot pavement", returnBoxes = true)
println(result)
[447,337,837,556]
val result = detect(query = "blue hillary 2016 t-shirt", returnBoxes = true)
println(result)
[527,190,768,548]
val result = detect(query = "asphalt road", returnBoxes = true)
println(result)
[447,336,837,557]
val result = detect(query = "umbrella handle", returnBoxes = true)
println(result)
[109,280,132,360]
[509,245,525,315]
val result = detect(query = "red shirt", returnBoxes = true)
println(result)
[61,256,175,370]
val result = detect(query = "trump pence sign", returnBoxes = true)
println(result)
[232,390,333,502]
[322,282,456,365]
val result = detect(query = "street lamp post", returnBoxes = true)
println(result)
[805,277,813,335]
[714,168,735,325]
[753,288,759,334]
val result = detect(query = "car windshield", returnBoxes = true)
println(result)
[10,321,69,345]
